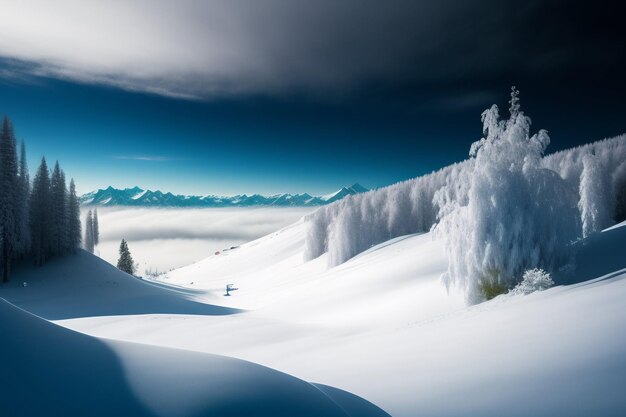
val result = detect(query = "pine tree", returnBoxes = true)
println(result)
[16,141,31,259]
[50,161,68,256]
[116,239,135,275]
[0,116,20,282]
[93,208,99,246]
[30,158,52,266]
[68,179,82,252]
[84,209,94,253]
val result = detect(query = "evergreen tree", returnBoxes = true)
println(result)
[30,158,51,266]
[116,239,135,275]
[16,141,30,259]
[68,179,82,252]
[0,116,20,282]
[579,152,612,238]
[84,209,94,253]
[93,208,99,246]
[50,161,68,255]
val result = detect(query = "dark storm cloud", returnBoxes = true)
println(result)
[0,0,624,99]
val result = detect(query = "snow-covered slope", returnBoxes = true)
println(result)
[0,251,240,320]
[162,218,465,325]
[0,298,389,417]
[3,219,626,416]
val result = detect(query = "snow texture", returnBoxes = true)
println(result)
[3,215,625,417]
[0,298,388,417]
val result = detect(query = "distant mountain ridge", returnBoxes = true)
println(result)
[80,184,368,207]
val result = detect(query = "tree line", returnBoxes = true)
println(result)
[0,116,82,283]
[305,88,626,302]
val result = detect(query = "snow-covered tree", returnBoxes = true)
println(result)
[15,141,31,259]
[0,116,20,282]
[50,161,68,255]
[68,179,82,252]
[614,160,626,222]
[84,209,94,253]
[116,239,135,275]
[93,208,99,246]
[578,152,612,238]
[29,158,52,266]
[435,87,579,303]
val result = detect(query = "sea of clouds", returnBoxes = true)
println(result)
[84,207,313,274]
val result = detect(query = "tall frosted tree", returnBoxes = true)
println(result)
[84,209,94,253]
[68,179,82,252]
[116,239,135,275]
[0,116,20,282]
[93,208,99,246]
[614,161,626,223]
[16,141,31,259]
[435,87,579,303]
[30,158,52,266]
[579,153,612,238]
[50,161,68,255]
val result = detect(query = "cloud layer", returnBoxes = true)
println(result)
[2,1,623,100]
[88,207,313,271]
[0,0,548,98]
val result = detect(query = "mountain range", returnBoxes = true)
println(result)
[80,184,368,207]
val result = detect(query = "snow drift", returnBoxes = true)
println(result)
[0,298,390,417]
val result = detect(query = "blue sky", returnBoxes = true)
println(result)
[1,77,472,195]
[1,1,624,195]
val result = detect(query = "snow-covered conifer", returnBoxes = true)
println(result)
[579,152,612,238]
[84,210,94,253]
[93,208,99,246]
[0,116,20,282]
[614,160,626,222]
[116,239,135,275]
[68,179,82,252]
[16,141,31,259]
[29,158,52,266]
[50,162,68,255]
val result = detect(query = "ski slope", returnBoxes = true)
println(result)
[158,218,466,325]
[2,219,626,416]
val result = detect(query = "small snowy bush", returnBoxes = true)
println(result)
[511,269,554,295]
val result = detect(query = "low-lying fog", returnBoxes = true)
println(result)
[83,207,314,275]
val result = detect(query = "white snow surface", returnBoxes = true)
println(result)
[2,218,626,416]
[0,298,386,417]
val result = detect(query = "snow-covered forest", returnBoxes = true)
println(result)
[305,88,626,302]
[0,117,82,283]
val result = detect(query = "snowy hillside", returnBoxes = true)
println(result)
[0,297,389,417]
[80,183,368,207]
[3,218,625,416]
[305,134,626,270]
[0,253,389,417]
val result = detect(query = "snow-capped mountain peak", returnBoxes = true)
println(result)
[80,184,368,207]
